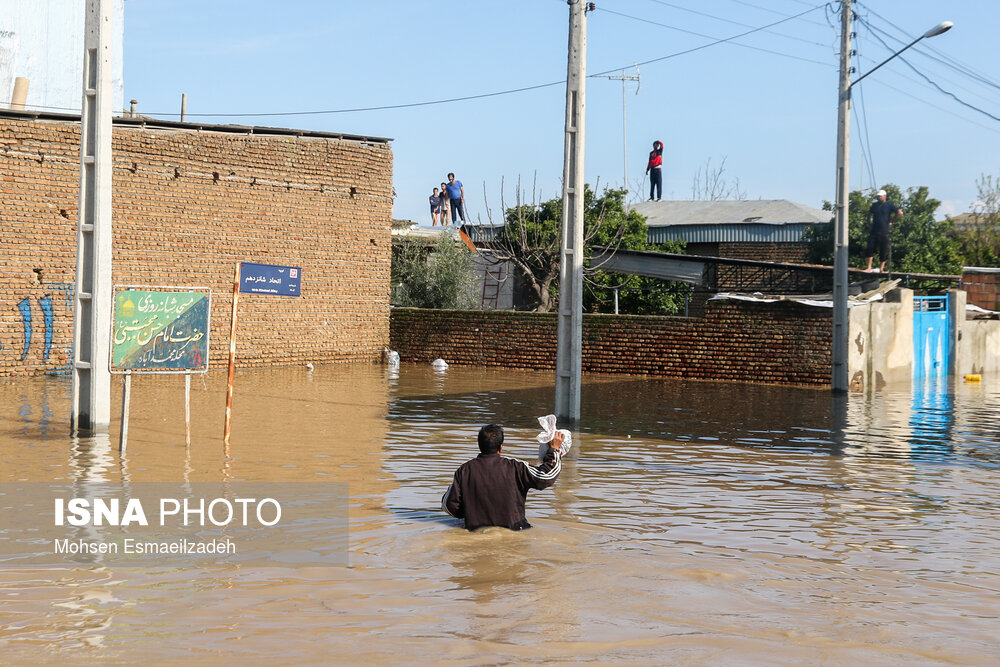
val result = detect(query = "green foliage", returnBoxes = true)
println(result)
[391,235,478,309]
[950,173,1000,267]
[498,186,686,315]
[804,184,962,274]
[581,188,688,315]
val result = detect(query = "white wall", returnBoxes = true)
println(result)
[0,0,124,113]
[848,288,914,392]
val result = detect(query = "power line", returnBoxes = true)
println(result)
[855,16,1000,123]
[594,4,831,72]
[852,31,877,190]
[11,3,830,120]
[639,0,830,48]
[857,19,1000,108]
[854,1,1000,92]
[867,77,1000,137]
[721,0,830,28]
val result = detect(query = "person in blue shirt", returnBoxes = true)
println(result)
[865,189,903,273]
[445,173,465,225]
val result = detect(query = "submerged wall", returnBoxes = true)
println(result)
[848,288,914,391]
[391,300,832,386]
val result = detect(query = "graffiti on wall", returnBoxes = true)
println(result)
[4,283,74,374]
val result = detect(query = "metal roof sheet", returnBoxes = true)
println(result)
[647,223,816,244]
[633,200,832,227]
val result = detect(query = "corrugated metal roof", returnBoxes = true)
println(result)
[462,200,830,246]
[634,200,832,227]
[647,222,816,244]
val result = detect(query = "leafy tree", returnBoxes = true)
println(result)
[485,184,686,314]
[391,235,478,309]
[950,173,1000,267]
[804,184,962,274]
[582,189,687,315]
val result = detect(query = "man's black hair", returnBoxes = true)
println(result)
[478,424,504,454]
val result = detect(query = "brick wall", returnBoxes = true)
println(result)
[686,242,810,264]
[718,242,811,264]
[963,268,1000,312]
[1,113,393,376]
[390,300,832,385]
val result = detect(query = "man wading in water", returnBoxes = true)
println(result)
[442,424,564,531]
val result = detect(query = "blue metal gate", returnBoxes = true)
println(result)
[913,296,950,379]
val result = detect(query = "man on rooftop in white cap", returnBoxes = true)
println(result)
[864,188,903,273]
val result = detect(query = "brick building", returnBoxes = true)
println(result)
[0,110,393,376]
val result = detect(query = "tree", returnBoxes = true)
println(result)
[691,156,746,201]
[391,235,478,309]
[804,184,962,275]
[582,189,687,315]
[950,173,1000,267]
[482,181,687,314]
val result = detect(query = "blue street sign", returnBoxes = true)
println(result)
[239,262,302,297]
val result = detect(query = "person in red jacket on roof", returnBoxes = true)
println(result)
[646,140,663,201]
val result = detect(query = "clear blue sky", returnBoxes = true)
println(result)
[123,0,1000,226]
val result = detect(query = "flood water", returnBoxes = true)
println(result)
[1,365,998,664]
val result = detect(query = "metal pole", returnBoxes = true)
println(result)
[831,0,852,393]
[72,0,114,433]
[621,74,628,204]
[224,262,240,445]
[180,93,187,122]
[185,373,192,447]
[119,372,131,454]
[555,0,587,424]
[595,69,639,206]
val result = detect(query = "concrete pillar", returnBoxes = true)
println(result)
[948,289,966,377]
[71,0,114,433]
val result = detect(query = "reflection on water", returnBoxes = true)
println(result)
[0,367,998,663]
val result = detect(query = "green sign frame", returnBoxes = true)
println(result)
[110,287,212,373]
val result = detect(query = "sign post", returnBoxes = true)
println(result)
[110,287,212,453]
[224,262,302,445]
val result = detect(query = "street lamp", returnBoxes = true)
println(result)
[831,2,952,393]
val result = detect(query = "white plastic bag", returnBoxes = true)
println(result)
[536,414,572,459]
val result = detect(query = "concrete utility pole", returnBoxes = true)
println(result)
[831,0,852,392]
[71,0,114,433]
[831,1,951,393]
[596,66,639,208]
[555,0,589,424]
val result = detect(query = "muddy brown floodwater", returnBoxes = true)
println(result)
[1,365,998,664]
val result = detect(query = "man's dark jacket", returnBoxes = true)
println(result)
[442,449,561,531]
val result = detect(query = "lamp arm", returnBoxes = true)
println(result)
[849,35,922,89]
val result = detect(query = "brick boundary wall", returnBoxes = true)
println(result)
[963,268,1000,312]
[390,300,832,386]
[1,113,393,376]
[718,241,811,264]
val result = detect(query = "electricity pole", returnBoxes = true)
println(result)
[72,0,114,433]
[831,0,851,392]
[555,0,589,424]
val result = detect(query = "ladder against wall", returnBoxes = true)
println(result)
[481,261,508,310]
